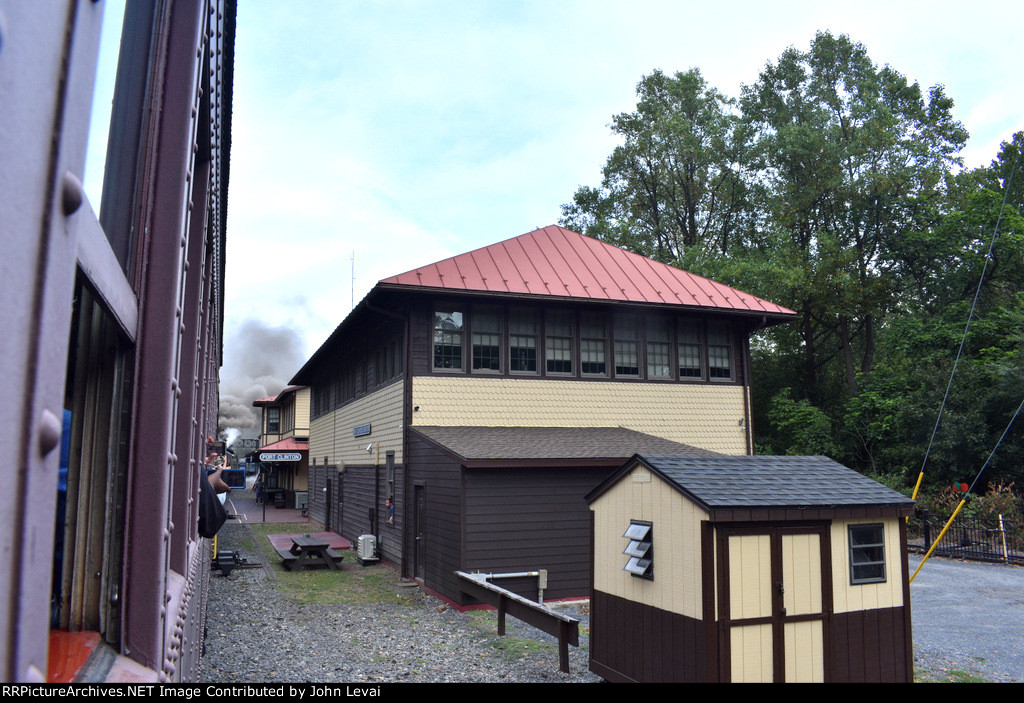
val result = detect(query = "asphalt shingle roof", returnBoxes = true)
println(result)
[634,454,914,510]
[411,426,713,463]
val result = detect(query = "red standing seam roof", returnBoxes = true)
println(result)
[252,385,304,406]
[379,225,795,316]
[257,437,308,453]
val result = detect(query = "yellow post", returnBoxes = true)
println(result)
[910,499,966,583]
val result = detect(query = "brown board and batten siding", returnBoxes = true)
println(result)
[408,297,752,387]
[405,433,465,601]
[410,426,711,605]
[462,466,604,600]
[586,454,916,683]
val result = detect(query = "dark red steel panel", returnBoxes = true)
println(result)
[381,225,796,316]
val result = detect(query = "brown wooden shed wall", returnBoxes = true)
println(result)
[829,606,911,682]
[590,589,709,683]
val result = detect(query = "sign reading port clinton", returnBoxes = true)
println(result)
[259,452,302,462]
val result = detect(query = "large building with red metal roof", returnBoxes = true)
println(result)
[292,225,796,605]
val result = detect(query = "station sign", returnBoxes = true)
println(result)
[260,452,302,462]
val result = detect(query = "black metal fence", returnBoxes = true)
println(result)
[907,510,1024,566]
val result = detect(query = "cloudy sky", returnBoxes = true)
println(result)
[86,0,1022,412]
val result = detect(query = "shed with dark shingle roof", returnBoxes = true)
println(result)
[586,454,914,683]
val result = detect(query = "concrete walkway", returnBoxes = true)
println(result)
[223,477,310,524]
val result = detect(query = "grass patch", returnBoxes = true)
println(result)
[914,668,990,683]
[463,609,553,661]
[244,523,413,606]
[488,636,552,660]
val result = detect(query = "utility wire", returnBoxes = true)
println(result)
[910,146,1022,503]
[910,395,1024,583]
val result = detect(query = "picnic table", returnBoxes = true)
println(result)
[277,535,344,571]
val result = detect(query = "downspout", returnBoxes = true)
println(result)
[743,316,769,455]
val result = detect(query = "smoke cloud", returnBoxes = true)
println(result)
[218,319,307,443]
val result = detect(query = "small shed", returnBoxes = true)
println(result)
[586,454,915,683]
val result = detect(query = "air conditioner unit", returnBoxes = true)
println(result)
[358,534,378,562]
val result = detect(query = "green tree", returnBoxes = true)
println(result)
[560,68,745,262]
[739,31,968,400]
[846,133,1024,487]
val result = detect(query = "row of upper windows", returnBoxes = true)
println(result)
[311,337,404,420]
[432,306,739,382]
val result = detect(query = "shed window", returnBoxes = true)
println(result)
[266,407,280,434]
[623,520,653,580]
[848,523,886,584]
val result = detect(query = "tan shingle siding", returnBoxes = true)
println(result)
[309,382,405,465]
[412,376,747,454]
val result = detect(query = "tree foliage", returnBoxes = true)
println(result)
[561,32,1024,490]
[561,68,745,262]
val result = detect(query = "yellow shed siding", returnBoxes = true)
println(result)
[730,624,773,683]
[728,534,772,620]
[413,376,747,454]
[784,621,825,682]
[831,518,904,613]
[591,466,707,618]
[781,532,823,616]
[308,382,405,466]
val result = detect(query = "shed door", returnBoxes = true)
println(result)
[717,525,831,682]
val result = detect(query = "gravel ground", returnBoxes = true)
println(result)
[908,554,1024,682]
[201,523,1024,683]
[200,522,599,683]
